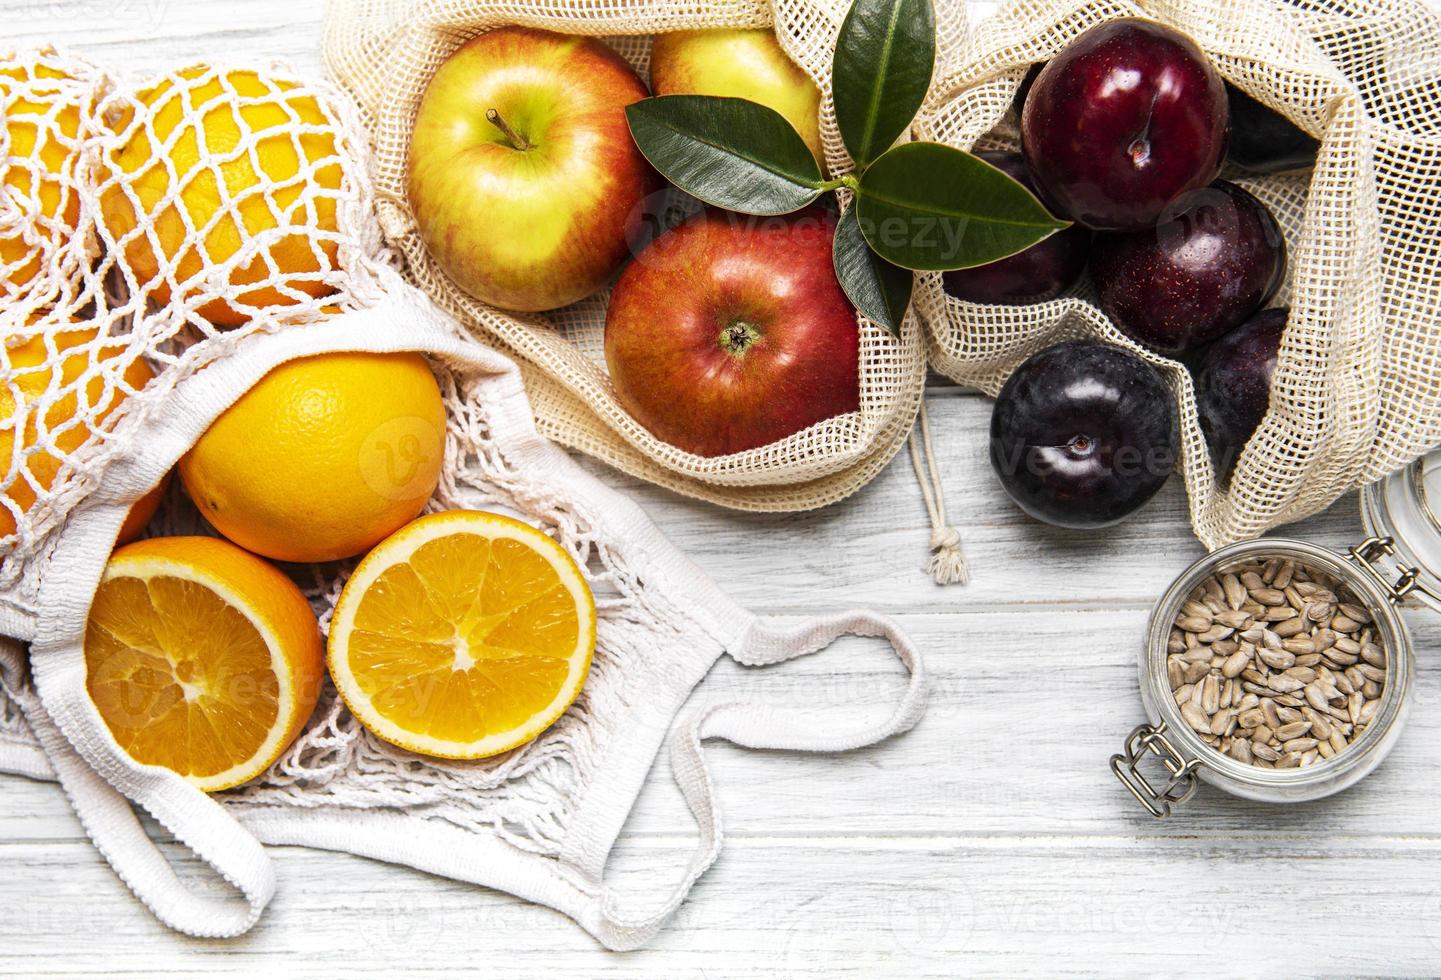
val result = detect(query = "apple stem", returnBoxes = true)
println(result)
[486,108,531,152]
[719,321,760,356]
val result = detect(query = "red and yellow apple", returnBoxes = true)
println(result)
[604,208,859,457]
[649,29,824,166]
[408,27,661,312]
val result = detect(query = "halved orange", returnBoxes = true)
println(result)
[84,536,324,792]
[327,510,597,760]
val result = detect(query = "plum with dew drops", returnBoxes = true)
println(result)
[1091,180,1286,358]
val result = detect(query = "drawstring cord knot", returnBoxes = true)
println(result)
[909,399,969,586]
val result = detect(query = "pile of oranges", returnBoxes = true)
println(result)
[5,58,596,792]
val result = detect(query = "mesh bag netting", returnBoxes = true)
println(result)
[321,0,967,511]
[0,52,367,581]
[0,46,924,946]
[914,0,1441,549]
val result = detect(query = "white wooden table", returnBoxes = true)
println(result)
[6,3,1441,975]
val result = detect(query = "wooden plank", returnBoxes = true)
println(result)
[5,605,1437,844]
[4,835,1441,975]
[1,1,326,73]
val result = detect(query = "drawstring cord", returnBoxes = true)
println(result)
[908,398,969,586]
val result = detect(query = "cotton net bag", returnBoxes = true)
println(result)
[0,49,927,947]
[912,0,1441,549]
[320,0,971,512]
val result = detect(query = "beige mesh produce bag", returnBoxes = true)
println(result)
[0,49,925,947]
[320,0,966,511]
[914,0,1441,549]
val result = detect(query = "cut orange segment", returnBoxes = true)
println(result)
[84,536,324,792]
[328,510,597,760]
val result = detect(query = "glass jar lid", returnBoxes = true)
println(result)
[1361,446,1441,613]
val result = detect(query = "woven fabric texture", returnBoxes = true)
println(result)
[320,0,969,512]
[915,0,1441,549]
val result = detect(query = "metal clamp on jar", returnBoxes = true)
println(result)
[1112,449,1441,817]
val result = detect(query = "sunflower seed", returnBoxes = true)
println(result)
[1182,600,1213,620]
[1221,649,1250,679]
[1262,699,1283,730]
[1251,587,1285,606]
[1304,708,1334,741]
[1182,701,1211,733]
[1201,675,1221,714]
[1275,721,1313,741]
[1238,708,1266,730]
[1257,647,1295,670]
[1251,742,1281,762]
[1269,674,1305,694]
[1213,609,1252,630]
[1273,617,1307,638]
[1357,663,1386,683]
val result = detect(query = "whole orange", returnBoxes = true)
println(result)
[0,326,155,541]
[100,67,343,326]
[0,57,84,296]
[179,351,446,563]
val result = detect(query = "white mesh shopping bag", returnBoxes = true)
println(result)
[320,0,969,513]
[914,0,1441,548]
[0,52,926,947]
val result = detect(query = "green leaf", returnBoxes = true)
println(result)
[832,206,911,334]
[832,0,936,167]
[855,142,1070,271]
[625,95,825,215]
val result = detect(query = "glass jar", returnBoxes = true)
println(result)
[1112,449,1441,816]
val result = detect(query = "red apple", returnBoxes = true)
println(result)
[408,27,662,312]
[604,208,859,457]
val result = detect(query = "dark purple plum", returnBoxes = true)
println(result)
[1091,180,1286,358]
[942,152,1091,305]
[1196,307,1288,483]
[990,341,1179,528]
[1226,83,1318,174]
[1021,18,1229,231]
